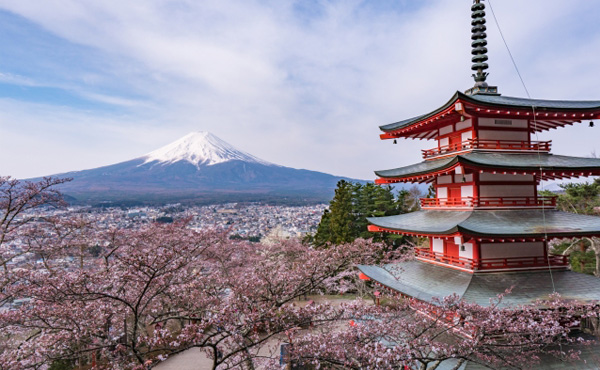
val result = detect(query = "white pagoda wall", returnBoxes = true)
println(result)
[478,130,528,141]
[432,238,444,253]
[478,118,528,128]
[456,119,472,131]
[477,118,529,142]
[480,242,544,259]
[478,173,536,198]
[461,131,473,142]
[459,242,474,259]
[479,185,534,197]
[438,120,472,148]
[437,174,474,184]
[439,125,454,136]
[461,185,474,198]
[436,174,474,199]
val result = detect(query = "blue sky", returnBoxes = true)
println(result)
[1,0,600,180]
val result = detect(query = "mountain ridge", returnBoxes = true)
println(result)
[36,132,364,205]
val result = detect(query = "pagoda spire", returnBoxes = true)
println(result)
[471,0,488,85]
[465,0,498,95]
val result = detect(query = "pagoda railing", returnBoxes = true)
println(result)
[422,139,552,159]
[420,196,557,209]
[415,249,569,271]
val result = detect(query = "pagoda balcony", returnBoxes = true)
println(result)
[422,139,552,159]
[415,249,569,272]
[420,196,557,209]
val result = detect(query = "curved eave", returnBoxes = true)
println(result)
[376,153,600,184]
[357,261,600,308]
[380,91,600,139]
[465,92,600,112]
[379,91,463,138]
[368,210,600,240]
[375,156,458,184]
[366,211,470,236]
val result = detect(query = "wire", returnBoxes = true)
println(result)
[487,0,556,293]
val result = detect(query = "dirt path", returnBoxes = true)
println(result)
[154,348,213,370]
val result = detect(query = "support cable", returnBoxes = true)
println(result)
[487,0,556,293]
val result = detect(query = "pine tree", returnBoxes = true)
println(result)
[313,181,413,247]
[328,180,357,244]
[313,209,332,246]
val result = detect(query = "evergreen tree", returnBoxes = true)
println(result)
[556,179,600,215]
[547,179,600,276]
[328,180,357,244]
[313,181,413,247]
[312,209,332,246]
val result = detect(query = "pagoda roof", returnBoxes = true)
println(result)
[375,152,600,183]
[380,91,600,139]
[436,334,600,370]
[367,209,600,239]
[357,260,600,308]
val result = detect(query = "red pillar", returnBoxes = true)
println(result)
[472,171,480,206]
[472,239,481,270]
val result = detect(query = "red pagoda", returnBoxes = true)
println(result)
[358,0,600,310]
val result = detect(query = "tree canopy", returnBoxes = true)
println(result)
[553,178,600,215]
[544,178,600,276]
[312,180,420,247]
[2,176,600,369]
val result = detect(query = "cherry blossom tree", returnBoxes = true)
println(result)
[0,216,399,369]
[1,176,599,370]
[0,176,69,271]
[282,294,598,370]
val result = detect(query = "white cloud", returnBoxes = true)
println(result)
[0,0,599,180]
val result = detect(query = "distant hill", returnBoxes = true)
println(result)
[35,132,365,206]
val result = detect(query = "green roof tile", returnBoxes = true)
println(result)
[375,153,600,179]
[357,260,600,307]
[368,209,600,238]
[380,91,600,132]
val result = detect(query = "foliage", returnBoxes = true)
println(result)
[0,176,70,268]
[280,294,597,370]
[553,237,600,277]
[2,176,600,370]
[48,359,75,370]
[327,180,356,244]
[312,180,421,247]
[569,249,597,274]
[550,179,600,275]
[0,178,402,369]
[555,179,600,215]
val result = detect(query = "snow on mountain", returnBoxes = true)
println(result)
[142,131,273,167]
[35,130,363,204]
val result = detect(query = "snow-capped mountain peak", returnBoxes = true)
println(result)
[142,131,272,166]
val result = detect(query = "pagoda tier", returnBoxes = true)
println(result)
[375,152,600,184]
[380,91,600,140]
[357,260,600,307]
[367,209,600,239]
[367,209,600,273]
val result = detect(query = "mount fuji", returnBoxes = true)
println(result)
[43,132,360,205]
